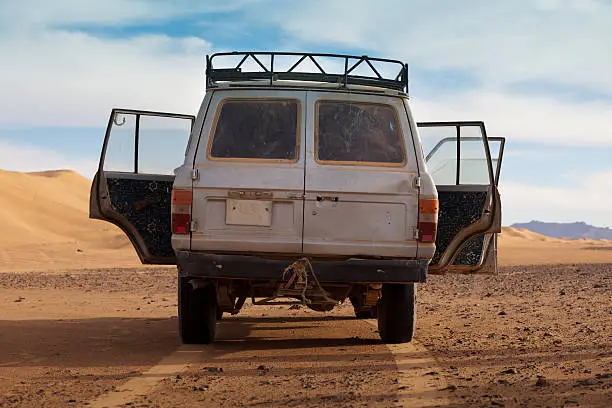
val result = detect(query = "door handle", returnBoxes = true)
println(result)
[316,195,339,202]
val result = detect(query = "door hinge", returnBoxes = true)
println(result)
[413,176,421,189]
[191,169,199,180]
[190,220,198,232]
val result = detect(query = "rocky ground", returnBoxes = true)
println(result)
[0,263,610,407]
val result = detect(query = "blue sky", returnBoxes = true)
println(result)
[0,0,611,227]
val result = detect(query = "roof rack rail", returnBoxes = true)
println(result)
[206,52,409,94]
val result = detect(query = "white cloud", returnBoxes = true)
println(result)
[265,0,612,96]
[410,90,612,146]
[0,0,609,147]
[0,30,210,126]
[0,141,98,178]
[500,171,612,227]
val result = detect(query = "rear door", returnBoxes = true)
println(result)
[90,109,195,264]
[416,121,505,273]
[189,91,306,255]
[302,91,420,258]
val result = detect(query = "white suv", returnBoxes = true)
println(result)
[90,52,505,344]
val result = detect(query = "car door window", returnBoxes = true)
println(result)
[103,111,193,175]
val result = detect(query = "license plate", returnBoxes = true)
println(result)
[226,199,272,226]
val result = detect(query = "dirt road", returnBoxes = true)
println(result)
[1,264,611,407]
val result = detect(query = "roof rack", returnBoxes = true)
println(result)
[206,52,409,94]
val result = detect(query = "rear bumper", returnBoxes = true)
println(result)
[176,251,428,283]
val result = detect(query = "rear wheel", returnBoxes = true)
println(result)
[178,277,218,344]
[377,283,416,344]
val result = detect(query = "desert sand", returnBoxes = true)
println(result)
[0,169,143,273]
[0,169,610,407]
[1,169,611,273]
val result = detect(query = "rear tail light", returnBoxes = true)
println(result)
[171,189,192,234]
[418,198,438,243]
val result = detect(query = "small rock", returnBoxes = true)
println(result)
[205,367,223,373]
[535,376,548,387]
[443,385,457,391]
[559,289,566,295]
[576,379,598,386]
[501,368,518,375]
[424,371,439,376]
[288,304,302,310]
[498,311,507,316]
[595,373,612,379]
[14,297,25,303]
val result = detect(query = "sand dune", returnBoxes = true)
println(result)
[0,169,141,272]
[498,226,612,266]
[0,169,610,272]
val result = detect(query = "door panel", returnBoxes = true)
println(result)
[417,122,505,273]
[90,109,195,264]
[303,92,420,258]
[189,91,306,255]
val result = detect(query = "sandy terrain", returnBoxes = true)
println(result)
[0,169,611,407]
[1,169,611,273]
[0,170,145,273]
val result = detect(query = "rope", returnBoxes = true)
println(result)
[278,257,337,305]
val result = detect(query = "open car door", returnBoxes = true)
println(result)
[417,121,505,274]
[90,109,195,264]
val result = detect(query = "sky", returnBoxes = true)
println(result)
[0,0,611,227]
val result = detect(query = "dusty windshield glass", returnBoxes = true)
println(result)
[210,99,299,160]
[317,101,405,164]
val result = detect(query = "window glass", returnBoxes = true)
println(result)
[104,112,136,172]
[103,112,192,175]
[210,100,299,160]
[138,115,192,175]
[419,126,457,185]
[418,124,493,185]
[459,126,491,185]
[317,101,405,164]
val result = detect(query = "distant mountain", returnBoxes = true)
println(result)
[510,221,612,240]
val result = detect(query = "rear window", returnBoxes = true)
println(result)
[316,101,405,164]
[209,99,299,160]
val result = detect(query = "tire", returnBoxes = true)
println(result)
[178,277,218,344]
[377,283,416,344]
[349,296,377,319]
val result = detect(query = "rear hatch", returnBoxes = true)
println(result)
[189,89,419,259]
[302,91,420,259]
[189,90,307,255]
